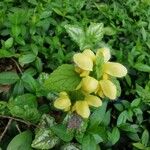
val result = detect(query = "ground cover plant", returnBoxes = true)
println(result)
[0,0,150,150]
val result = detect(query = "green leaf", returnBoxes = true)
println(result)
[13,80,24,96]
[131,98,141,108]
[7,130,32,150]
[141,129,149,146]
[44,64,81,92]
[0,72,19,85]
[86,23,104,42]
[89,101,107,128]
[0,49,17,58]
[12,25,21,37]
[65,25,85,50]
[19,53,36,66]
[21,73,38,93]
[134,63,150,72]
[133,143,145,150]
[108,127,120,145]
[51,124,74,142]
[117,110,128,126]
[8,94,40,123]
[4,37,14,49]
[82,134,97,150]
[32,115,59,149]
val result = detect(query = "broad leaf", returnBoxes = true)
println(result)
[7,130,32,150]
[44,64,81,92]
[8,94,40,123]
[0,72,19,85]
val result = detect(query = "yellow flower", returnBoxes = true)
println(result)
[97,47,127,78]
[73,49,95,76]
[99,80,117,100]
[96,47,127,100]
[103,62,127,78]
[72,95,102,118]
[54,92,71,111]
[79,76,99,93]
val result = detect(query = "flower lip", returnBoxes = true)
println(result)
[99,79,117,100]
[81,76,99,93]
[73,53,93,71]
[104,62,127,78]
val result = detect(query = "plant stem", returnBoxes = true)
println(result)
[0,119,12,142]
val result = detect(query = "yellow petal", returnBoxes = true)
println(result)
[73,53,93,71]
[81,76,99,93]
[75,101,90,118]
[85,95,102,107]
[83,49,96,61]
[96,47,111,62]
[104,62,127,77]
[75,66,82,74]
[99,80,117,100]
[54,95,71,110]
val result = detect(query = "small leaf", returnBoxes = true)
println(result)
[82,134,97,150]
[51,124,74,142]
[7,130,32,150]
[108,127,120,145]
[65,25,85,50]
[117,111,127,126]
[141,129,149,146]
[0,49,17,58]
[89,101,107,128]
[44,64,81,92]
[133,143,145,150]
[0,72,19,85]
[4,37,14,49]
[86,23,104,43]
[131,98,141,108]
[19,53,36,66]
[134,63,150,72]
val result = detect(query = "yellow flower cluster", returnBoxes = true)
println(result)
[54,48,127,118]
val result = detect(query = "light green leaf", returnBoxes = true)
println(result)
[86,23,104,43]
[133,143,145,150]
[108,127,120,145]
[82,134,97,150]
[51,124,74,142]
[0,49,17,58]
[44,64,81,92]
[7,130,32,150]
[141,129,149,146]
[8,94,40,123]
[4,37,14,49]
[19,53,36,66]
[0,72,19,85]
[117,110,127,126]
[65,25,85,50]
[134,63,150,72]
[32,114,59,149]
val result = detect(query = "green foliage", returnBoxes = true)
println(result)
[7,130,33,150]
[0,0,150,149]
[8,94,41,123]
[44,64,81,92]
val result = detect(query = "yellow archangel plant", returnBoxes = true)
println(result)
[54,48,127,118]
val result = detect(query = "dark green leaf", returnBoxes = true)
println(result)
[0,72,19,85]
[7,130,32,150]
